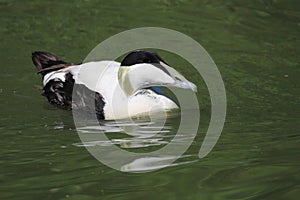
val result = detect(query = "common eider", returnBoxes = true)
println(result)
[32,50,197,120]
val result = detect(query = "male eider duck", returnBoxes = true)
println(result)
[32,50,197,120]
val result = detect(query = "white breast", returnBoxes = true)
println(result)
[127,90,178,119]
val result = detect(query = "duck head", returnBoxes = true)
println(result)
[118,50,197,96]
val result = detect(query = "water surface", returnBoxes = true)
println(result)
[0,0,299,199]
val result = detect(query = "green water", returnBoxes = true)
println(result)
[1,0,299,199]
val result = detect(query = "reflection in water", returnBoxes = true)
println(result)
[121,155,197,172]
[73,116,199,172]
[73,119,171,148]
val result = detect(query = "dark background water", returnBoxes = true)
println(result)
[1,0,299,199]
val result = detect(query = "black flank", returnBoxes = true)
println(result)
[42,72,105,119]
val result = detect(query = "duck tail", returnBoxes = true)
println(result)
[31,51,71,76]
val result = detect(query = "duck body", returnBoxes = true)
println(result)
[42,61,178,120]
[32,51,196,120]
